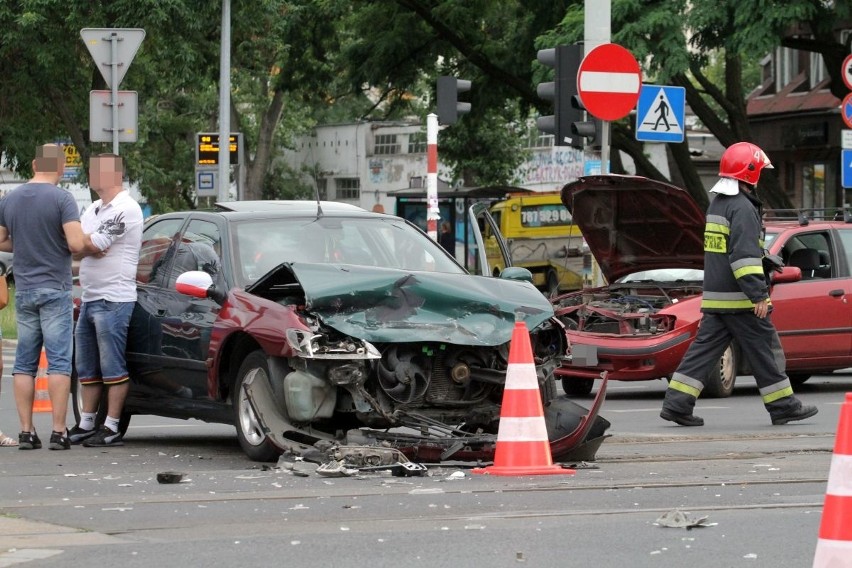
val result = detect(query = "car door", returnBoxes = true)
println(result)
[469,201,512,277]
[154,217,226,397]
[769,228,852,370]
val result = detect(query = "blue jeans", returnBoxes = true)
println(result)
[75,300,134,385]
[14,288,74,376]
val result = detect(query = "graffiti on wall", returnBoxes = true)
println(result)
[514,147,584,186]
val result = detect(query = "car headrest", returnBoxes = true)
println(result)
[788,248,821,271]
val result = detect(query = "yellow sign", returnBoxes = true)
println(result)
[64,144,83,168]
[196,133,238,166]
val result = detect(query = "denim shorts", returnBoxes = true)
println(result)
[75,300,135,386]
[14,288,74,376]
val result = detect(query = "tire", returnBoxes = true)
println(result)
[703,344,737,398]
[789,373,811,387]
[561,377,594,397]
[234,350,281,462]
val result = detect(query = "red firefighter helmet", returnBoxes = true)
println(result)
[719,142,773,185]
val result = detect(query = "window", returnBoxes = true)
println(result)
[137,218,185,285]
[525,128,553,149]
[802,163,826,212]
[336,178,360,200]
[374,134,399,155]
[408,132,427,154]
[809,51,827,88]
[163,219,225,289]
[774,46,800,89]
[316,178,327,200]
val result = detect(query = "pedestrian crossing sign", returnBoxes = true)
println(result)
[635,85,685,143]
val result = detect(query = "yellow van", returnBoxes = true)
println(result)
[485,192,586,294]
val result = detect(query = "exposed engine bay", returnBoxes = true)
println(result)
[238,262,609,463]
[554,281,702,336]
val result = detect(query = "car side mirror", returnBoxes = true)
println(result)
[175,270,226,304]
[771,266,802,284]
[499,266,534,283]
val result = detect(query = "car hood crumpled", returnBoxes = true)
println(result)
[255,263,555,346]
[561,174,706,282]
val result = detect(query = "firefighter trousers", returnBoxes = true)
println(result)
[662,312,801,420]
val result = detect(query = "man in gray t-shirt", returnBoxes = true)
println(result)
[0,143,93,450]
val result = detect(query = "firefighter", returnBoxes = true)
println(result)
[660,142,817,426]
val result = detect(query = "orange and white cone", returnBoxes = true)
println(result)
[473,321,574,476]
[813,392,852,567]
[32,349,52,413]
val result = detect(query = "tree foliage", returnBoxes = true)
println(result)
[0,0,846,212]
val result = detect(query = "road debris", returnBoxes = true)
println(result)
[654,509,717,529]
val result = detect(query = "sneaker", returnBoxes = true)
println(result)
[82,425,124,447]
[660,408,705,427]
[772,404,818,425]
[68,425,97,444]
[49,430,71,450]
[18,431,42,450]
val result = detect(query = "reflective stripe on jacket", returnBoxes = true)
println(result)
[700,190,769,313]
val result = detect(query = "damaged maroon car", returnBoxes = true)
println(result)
[75,200,610,463]
[553,175,852,398]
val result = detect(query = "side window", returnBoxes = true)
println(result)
[839,229,852,273]
[782,231,832,280]
[137,218,185,285]
[164,219,224,289]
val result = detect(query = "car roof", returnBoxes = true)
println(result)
[215,200,366,214]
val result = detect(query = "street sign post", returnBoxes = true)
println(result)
[80,28,145,153]
[841,93,852,130]
[843,54,852,91]
[89,91,138,143]
[576,43,642,121]
[635,85,685,143]
[842,149,852,189]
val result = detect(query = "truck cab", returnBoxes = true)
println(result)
[484,192,586,295]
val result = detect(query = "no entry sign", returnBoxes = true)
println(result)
[577,43,642,121]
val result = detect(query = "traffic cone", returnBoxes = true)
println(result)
[472,321,574,476]
[32,350,52,413]
[813,392,852,567]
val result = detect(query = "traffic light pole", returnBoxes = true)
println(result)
[426,113,439,240]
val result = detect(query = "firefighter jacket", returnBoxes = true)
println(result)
[700,189,769,312]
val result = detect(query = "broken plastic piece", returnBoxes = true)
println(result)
[316,460,359,477]
[156,471,185,484]
[654,509,717,529]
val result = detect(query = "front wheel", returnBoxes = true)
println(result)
[703,344,737,398]
[234,350,280,462]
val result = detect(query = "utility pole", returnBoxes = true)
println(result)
[218,0,231,202]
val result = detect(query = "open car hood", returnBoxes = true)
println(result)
[248,263,554,346]
[561,175,705,282]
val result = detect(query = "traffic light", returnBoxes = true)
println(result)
[437,76,472,125]
[535,44,583,147]
[570,95,602,149]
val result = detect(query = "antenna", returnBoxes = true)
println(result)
[313,174,324,219]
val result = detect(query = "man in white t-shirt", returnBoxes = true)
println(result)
[69,154,143,447]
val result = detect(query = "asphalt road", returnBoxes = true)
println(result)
[1,342,850,568]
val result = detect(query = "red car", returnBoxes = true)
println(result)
[553,175,852,398]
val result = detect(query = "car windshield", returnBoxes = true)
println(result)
[764,231,778,248]
[232,215,465,286]
[617,268,704,283]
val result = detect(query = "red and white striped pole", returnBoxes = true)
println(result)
[426,113,440,241]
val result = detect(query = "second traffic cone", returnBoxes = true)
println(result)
[813,392,852,567]
[32,350,52,413]
[473,321,574,477]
